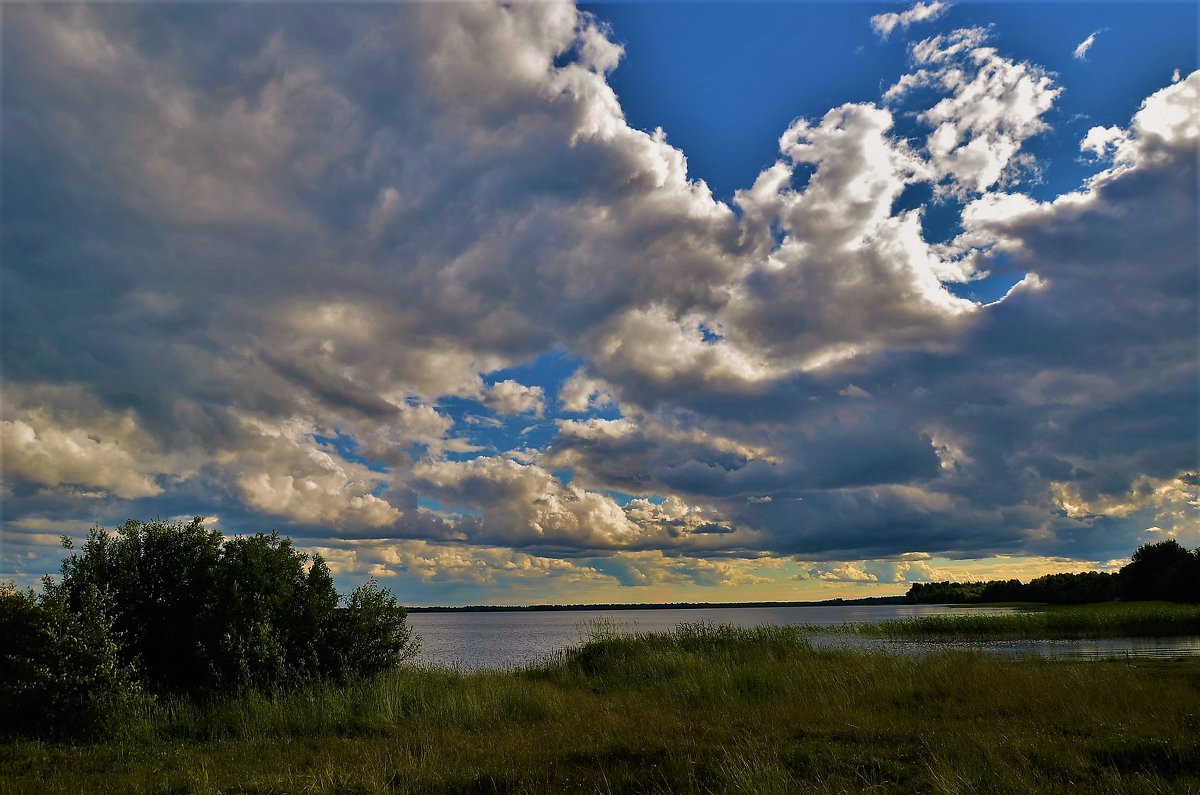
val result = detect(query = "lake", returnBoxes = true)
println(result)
[407,604,1200,669]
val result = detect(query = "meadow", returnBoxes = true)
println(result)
[3,620,1199,794]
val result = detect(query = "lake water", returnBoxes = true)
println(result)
[407,604,1200,669]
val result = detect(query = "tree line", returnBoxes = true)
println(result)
[1,518,419,737]
[905,539,1200,605]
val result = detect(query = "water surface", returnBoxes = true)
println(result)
[408,604,1200,668]
[406,604,976,668]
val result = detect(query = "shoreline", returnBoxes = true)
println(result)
[406,595,907,612]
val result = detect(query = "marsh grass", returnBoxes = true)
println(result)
[3,622,1199,793]
[838,601,1200,639]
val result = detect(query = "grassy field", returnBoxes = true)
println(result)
[3,622,1199,794]
[840,601,1200,639]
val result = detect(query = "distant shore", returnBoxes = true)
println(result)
[407,595,906,612]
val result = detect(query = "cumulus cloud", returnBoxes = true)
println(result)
[2,4,1195,599]
[1080,125,1127,158]
[412,456,643,549]
[558,369,616,413]
[886,28,1061,194]
[1,386,171,499]
[483,380,546,418]
[871,2,951,40]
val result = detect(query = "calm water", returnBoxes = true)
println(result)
[407,604,1200,669]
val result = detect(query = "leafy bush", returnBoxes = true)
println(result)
[2,517,419,737]
[0,580,144,736]
[54,518,420,694]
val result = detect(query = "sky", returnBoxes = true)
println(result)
[1,1,1197,606]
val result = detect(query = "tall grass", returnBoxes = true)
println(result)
[842,601,1200,639]
[4,622,1198,794]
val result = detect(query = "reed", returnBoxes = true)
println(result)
[3,622,1198,794]
[841,601,1200,639]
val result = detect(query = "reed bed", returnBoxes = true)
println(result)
[838,601,1200,639]
[3,621,1198,794]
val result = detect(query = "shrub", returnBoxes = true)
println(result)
[325,579,420,679]
[0,580,144,737]
[7,517,420,731]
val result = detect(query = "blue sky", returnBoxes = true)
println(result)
[594,3,1195,201]
[2,2,1197,605]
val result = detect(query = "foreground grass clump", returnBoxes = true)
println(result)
[3,623,1199,794]
[850,601,1200,639]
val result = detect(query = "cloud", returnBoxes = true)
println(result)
[1073,30,1101,60]
[871,2,951,40]
[557,369,616,414]
[483,380,546,418]
[1,386,170,500]
[590,550,773,588]
[886,28,1061,194]
[1080,125,1127,159]
[307,538,594,586]
[2,4,1195,599]
[411,456,643,549]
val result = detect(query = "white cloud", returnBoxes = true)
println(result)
[2,4,1195,596]
[1080,125,1127,158]
[727,100,977,373]
[0,387,170,499]
[887,27,1061,194]
[1073,30,1101,60]
[558,369,615,413]
[483,380,546,418]
[871,2,951,40]
[413,456,643,548]
[227,419,402,530]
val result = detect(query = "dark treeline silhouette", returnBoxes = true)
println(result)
[906,540,1200,605]
[1,518,418,737]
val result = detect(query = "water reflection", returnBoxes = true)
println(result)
[407,604,1200,669]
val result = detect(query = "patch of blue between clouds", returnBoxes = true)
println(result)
[954,3,1197,203]
[946,251,1024,304]
[602,489,668,508]
[314,431,389,473]
[584,2,909,203]
[587,1,1195,210]
[440,349,624,460]
[417,495,483,519]
[697,322,723,344]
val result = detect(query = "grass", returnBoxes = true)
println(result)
[3,622,1199,793]
[837,601,1200,639]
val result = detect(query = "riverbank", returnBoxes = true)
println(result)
[3,623,1198,793]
